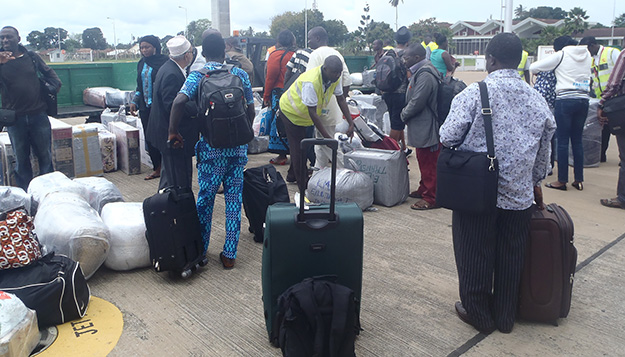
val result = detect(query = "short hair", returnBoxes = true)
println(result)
[434,33,446,45]
[277,29,295,48]
[485,33,523,68]
[579,36,597,46]
[202,33,225,60]
[553,36,577,51]
[1,26,19,36]
[405,43,426,58]
[323,55,343,72]
[309,27,328,43]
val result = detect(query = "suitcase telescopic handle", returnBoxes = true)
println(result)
[298,138,338,224]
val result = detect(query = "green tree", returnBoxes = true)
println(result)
[186,18,211,46]
[514,5,529,21]
[26,27,68,50]
[564,7,589,35]
[389,0,403,30]
[324,19,349,47]
[521,26,563,55]
[270,9,324,48]
[614,13,625,28]
[366,21,394,45]
[82,27,107,50]
[530,6,566,19]
[26,31,46,50]
[408,18,453,44]
[64,39,82,52]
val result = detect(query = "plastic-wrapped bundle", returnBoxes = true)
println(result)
[349,94,387,132]
[248,136,269,154]
[306,167,374,211]
[83,87,117,108]
[0,187,31,215]
[27,171,89,216]
[569,98,602,168]
[73,177,124,214]
[253,107,268,136]
[33,191,110,279]
[0,292,39,357]
[100,202,150,271]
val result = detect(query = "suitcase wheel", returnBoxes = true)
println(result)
[199,258,209,267]
[181,269,192,279]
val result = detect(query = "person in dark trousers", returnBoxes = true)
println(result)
[0,26,61,190]
[440,33,556,334]
[130,35,169,181]
[146,35,198,191]
[168,33,255,270]
[400,44,441,210]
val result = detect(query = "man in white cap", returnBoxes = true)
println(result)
[147,35,198,190]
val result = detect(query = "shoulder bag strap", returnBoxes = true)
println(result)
[477,81,496,169]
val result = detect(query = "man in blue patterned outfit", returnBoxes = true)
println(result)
[440,33,556,334]
[168,33,255,269]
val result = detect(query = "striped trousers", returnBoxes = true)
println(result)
[452,207,532,332]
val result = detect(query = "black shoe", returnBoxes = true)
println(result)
[404,148,413,157]
[454,302,495,334]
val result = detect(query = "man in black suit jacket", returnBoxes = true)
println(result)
[147,35,199,190]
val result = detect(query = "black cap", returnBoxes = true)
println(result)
[395,26,411,44]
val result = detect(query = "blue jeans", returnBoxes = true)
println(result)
[6,111,54,190]
[554,98,588,183]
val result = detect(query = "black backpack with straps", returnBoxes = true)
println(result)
[273,276,359,357]
[197,64,253,148]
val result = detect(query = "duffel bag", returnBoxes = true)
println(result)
[0,253,90,327]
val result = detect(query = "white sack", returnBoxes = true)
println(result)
[307,167,374,211]
[100,202,150,271]
[73,176,124,214]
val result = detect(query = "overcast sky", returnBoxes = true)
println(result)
[2,0,621,46]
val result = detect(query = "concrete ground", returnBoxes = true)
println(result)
[64,72,625,356]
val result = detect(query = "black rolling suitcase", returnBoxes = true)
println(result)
[518,203,577,324]
[242,164,290,243]
[143,148,208,278]
[262,138,364,345]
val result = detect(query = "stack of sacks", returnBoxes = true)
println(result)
[306,166,374,211]
[33,191,110,280]
[27,171,89,215]
[73,177,124,214]
[72,124,104,178]
[100,202,151,271]
[0,187,31,215]
[0,292,39,357]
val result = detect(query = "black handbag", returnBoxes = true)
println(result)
[436,81,499,214]
[40,77,58,117]
[602,94,625,135]
[0,108,17,127]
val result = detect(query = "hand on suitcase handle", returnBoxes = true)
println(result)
[534,185,545,210]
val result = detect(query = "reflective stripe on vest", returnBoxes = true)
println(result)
[592,47,618,97]
[518,51,528,77]
[278,65,339,127]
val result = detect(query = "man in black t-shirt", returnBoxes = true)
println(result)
[0,26,61,189]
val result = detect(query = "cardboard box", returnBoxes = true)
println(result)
[109,121,141,175]
[75,123,117,173]
[49,117,75,178]
[134,116,152,168]
[72,124,104,177]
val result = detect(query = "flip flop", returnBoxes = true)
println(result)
[410,200,439,210]
[144,172,160,180]
[269,157,287,165]
[545,182,567,191]
[600,198,625,209]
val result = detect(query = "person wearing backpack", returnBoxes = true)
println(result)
[168,32,256,269]
[400,43,441,210]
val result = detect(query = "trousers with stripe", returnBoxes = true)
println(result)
[452,207,532,332]
[195,143,248,260]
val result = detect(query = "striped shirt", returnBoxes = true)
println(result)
[600,50,625,105]
[286,48,313,77]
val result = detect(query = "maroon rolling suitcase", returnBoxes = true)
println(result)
[518,203,578,324]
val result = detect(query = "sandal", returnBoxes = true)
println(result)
[545,182,567,191]
[600,198,625,209]
[144,172,160,180]
[410,199,439,210]
[572,181,583,191]
[269,157,287,165]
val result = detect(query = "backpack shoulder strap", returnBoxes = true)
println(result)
[327,282,353,357]
[291,279,325,355]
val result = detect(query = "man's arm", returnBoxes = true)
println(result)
[401,72,434,122]
[33,53,62,90]
[167,93,190,148]
[530,52,563,74]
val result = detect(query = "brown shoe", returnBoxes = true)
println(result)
[220,252,235,269]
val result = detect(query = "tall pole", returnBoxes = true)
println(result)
[58,28,61,51]
[305,0,308,47]
[610,0,616,45]
[107,17,117,60]
[179,6,188,37]
[504,0,513,33]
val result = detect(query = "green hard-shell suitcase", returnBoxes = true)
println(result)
[261,138,364,345]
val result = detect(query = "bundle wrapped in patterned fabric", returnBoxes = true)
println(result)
[0,209,42,270]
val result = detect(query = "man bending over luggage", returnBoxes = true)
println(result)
[278,55,354,193]
[168,33,255,269]
[440,33,555,334]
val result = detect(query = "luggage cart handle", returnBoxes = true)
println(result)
[298,138,338,223]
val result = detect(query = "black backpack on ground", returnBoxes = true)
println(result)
[197,64,253,148]
[375,50,405,92]
[242,164,289,243]
[272,277,359,357]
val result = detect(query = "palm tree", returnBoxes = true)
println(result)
[389,0,403,30]
[564,7,589,36]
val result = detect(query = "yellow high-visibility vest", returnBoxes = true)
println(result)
[518,50,528,77]
[591,47,619,97]
[279,65,339,127]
